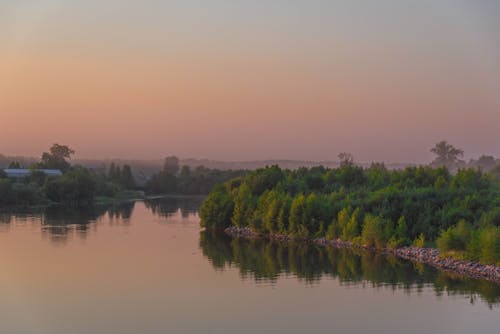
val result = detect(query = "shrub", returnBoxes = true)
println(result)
[436,220,471,252]
[200,185,234,229]
[361,215,385,249]
[413,233,426,248]
[477,226,500,265]
[326,220,338,240]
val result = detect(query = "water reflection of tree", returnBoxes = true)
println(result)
[0,203,136,244]
[40,203,136,244]
[200,230,500,307]
[0,197,203,244]
[144,196,204,218]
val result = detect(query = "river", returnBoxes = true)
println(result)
[0,197,498,334]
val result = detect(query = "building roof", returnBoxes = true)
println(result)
[2,169,63,178]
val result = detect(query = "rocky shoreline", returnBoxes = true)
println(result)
[224,226,500,284]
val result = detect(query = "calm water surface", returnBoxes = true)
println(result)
[0,197,498,334]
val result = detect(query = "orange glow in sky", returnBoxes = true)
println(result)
[1,1,499,162]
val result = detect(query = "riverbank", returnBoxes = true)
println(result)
[224,226,500,284]
[94,190,147,205]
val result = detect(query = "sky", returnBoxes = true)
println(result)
[1,0,499,163]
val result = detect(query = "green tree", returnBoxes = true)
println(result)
[108,163,119,181]
[120,164,136,189]
[39,144,75,172]
[200,185,234,229]
[231,183,254,228]
[8,161,22,169]
[262,191,282,233]
[164,156,180,175]
[342,207,361,240]
[361,215,386,249]
[437,220,471,253]
[44,167,97,207]
[336,207,351,239]
[277,195,291,233]
[289,195,307,237]
[476,226,500,265]
[413,234,426,248]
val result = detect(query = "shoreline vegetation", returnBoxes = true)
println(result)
[0,144,244,209]
[200,148,500,282]
[224,226,500,283]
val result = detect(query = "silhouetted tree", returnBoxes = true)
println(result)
[39,144,75,172]
[8,161,22,169]
[430,141,464,170]
[338,152,354,167]
[475,155,496,171]
[163,156,180,175]
[120,164,136,189]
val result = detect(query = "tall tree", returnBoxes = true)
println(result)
[39,144,75,172]
[430,141,464,170]
[108,163,117,180]
[163,156,180,175]
[475,155,496,171]
[338,152,354,167]
[8,161,22,169]
[120,164,136,189]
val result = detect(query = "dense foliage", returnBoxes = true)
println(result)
[0,144,138,207]
[145,156,247,195]
[200,164,500,264]
[0,165,139,207]
[1,148,246,207]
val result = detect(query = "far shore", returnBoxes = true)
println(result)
[0,193,206,211]
[224,226,500,284]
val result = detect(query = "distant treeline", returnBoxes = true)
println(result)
[0,144,139,207]
[2,140,499,174]
[144,156,248,195]
[200,160,500,265]
[0,145,247,207]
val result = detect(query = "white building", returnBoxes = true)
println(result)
[2,169,63,179]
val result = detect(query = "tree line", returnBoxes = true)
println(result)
[200,158,500,265]
[144,156,248,195]
[0,145,247,207]
[0,144,138,207]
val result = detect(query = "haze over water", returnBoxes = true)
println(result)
[0,198,498,334]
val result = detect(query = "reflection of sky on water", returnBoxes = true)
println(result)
[0,197,498,334]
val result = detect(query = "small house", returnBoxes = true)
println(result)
[2,169,63,179]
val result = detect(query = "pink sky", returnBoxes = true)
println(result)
[1,1,499,162]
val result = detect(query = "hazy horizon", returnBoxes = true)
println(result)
[1,1,499,162]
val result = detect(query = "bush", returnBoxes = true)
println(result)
[44,168,97,207]
[361,215,385,249]
[436,220,471,252]
[342,208,361,240]
[200,185,234,229]
[326,221,338,240]
[413,234,426,248]
[479,207,500,227]
[476,226,500,265]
